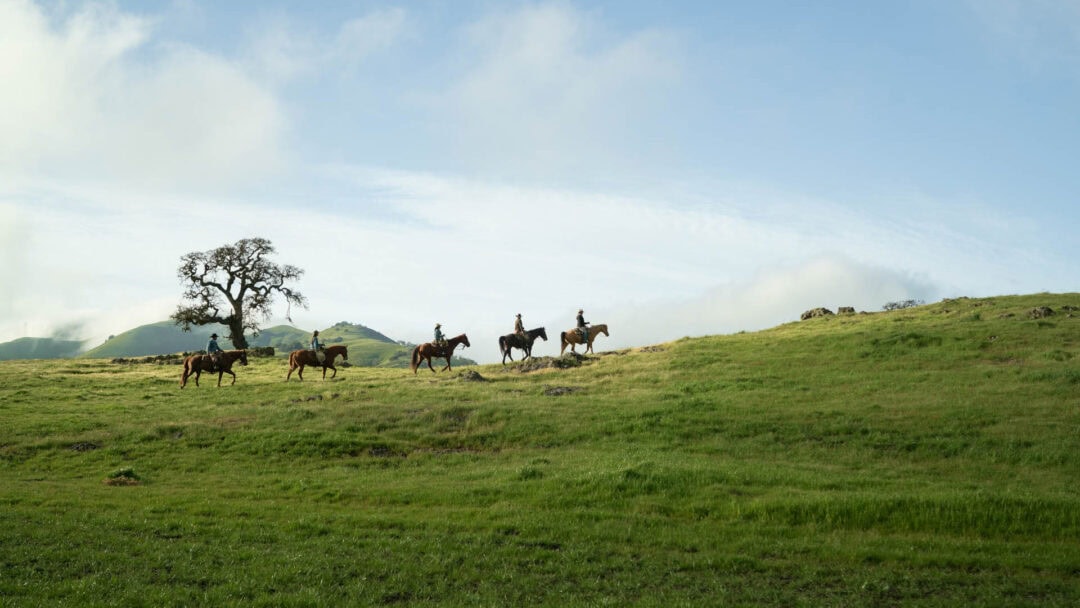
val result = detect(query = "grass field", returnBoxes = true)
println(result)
[1,294,1078,606]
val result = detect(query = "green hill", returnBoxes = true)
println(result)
[78,320,476,368]
[0,293,1077,605]
[0,336,85,360]
[80,320,236,358]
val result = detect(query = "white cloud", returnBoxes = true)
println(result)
[333,8,407,71]
[434,3,683,178]
[0,0,286,190]
[241,7,407,83]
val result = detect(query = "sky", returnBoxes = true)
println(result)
[1,0,1078,364]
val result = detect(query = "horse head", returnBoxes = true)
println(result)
[460,334,471,348]
[340,345,348,361]
[238,349,249,366]
[536,327,548,341]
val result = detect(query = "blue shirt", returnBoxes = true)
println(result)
[311,335,321,351]
[207,338,223,353]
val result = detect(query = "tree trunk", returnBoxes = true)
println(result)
[227,318,249,349]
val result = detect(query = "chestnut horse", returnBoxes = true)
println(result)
[286,344,349,381]
[498,327,547,364]
[411,333,470,374]
[560,323,609,355]
[180,349,249,388]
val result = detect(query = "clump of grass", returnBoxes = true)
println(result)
[103,467,141,486]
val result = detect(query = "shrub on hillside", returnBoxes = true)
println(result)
[883,299,925,311]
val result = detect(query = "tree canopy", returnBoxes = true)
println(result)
[171,237,307,349]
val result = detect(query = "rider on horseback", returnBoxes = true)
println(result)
[434,323,447,348]
[311,330,325,364]
[207,333,224,371]
[576,309,590,343]
[514,314,525,339]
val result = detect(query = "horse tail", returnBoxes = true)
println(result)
[498,336,507,354]
[410,345,420,372]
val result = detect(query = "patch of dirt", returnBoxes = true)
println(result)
[69,442,100,452]
[543,386,582,397]
[457,370,488,382]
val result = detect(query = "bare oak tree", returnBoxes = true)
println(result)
[171,237,307,349]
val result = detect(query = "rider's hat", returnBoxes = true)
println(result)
[210,333,218,338]
[578,309,583,314]
[516,313,521,317]
[313,330,319,335]
[435,323,441,328]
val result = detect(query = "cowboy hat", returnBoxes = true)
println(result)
[210,333,218,338]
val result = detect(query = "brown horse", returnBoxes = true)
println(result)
[180,349,249,388]
[411,333,470,374]
[560,323,609,355]
[498,327,547,364]
[286,344,349,381]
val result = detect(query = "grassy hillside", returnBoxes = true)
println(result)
[0,336,84,360]
[1,293,1078,606]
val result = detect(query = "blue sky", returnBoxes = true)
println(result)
[1,0,1078,363]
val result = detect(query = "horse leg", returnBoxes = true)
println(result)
[194,370,201,387]
[217,371,224,387]
[226,369,237,386]
[329,365,337,379]
[180,367,188,389]
[442,356,452,372]
[426,355,436,373]
[298,364,304,381]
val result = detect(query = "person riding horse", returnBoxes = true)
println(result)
[311,330,325,364]
[206,333,224,371]
[576,309,590,343]
[514,314,525,339]
[434,323,448,348]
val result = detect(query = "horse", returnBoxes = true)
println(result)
[560,323,609,355]
[411,333,470,374]
[498,327,548,364]
[286,344,349,381]
[180,349,249,388]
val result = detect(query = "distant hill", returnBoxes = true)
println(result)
[75,320,475,368]
[0,337,85,360]
[80,321,235,358]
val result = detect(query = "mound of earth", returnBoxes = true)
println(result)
[511,354,585,373]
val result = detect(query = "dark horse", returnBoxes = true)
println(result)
[498,327,548,364]
[180,349,249,388]
[286,344,349,381]
[560,323,609,355]
[411,333,470,374]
